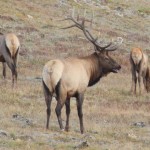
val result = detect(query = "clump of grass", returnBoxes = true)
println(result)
[138,7,150,15]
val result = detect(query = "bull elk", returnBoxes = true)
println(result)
[130,47,150,94]
[42,17,122,133]
[0,33,20,87]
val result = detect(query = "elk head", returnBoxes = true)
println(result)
[62,17,122,75]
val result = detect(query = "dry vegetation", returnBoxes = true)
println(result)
[0,0,150,150]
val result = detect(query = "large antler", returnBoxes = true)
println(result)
[61,17,122,51]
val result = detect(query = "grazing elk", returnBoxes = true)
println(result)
[0,33,20,87]
[42,17,122,134]
[130,47,150,94]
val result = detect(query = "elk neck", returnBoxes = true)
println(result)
[81,52,104,87]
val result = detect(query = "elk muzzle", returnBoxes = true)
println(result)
[111,65,121,73]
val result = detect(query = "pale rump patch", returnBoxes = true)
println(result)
[5,33,20,57]
[42,60,64,93]
[130,47,149,94]
[131,48,142,65]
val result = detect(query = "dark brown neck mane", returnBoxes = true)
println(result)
[81,52,106,87]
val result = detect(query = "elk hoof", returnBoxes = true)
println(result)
[81,130,85,134]
[65,127,69,132]
[61,129,65,132]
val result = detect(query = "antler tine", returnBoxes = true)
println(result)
[83,27,114,50]
[62,16,121,52]
[61,16,84,30]
[105,45,118,51]
[82,22,113,51]
[82,22,97,44]
[85,29,97,41]
[61,24,81,30]
[105,43,120,51]
[61,16,97,45]
[81,20,99,43]
[66,17,84,29]
[105,37,123,51]
[101,42,112,49]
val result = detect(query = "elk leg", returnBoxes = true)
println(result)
[12,71,17,88]
[134,75,137,94]
[138,75,142,94]
[5,61,16,88]
[65,98,70,132]
[2,62,6,79]
[45,94,52,129]
[131,69,137,94]
[12,70,17,88]
[14,66,18,85]
[13,50,19,84]
[76,93,84,134]
[43,80,52,129]
[143,77,147,92]
[55,101,65,130]
[55,80,66,130]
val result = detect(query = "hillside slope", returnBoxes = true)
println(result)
[0,0,150,150]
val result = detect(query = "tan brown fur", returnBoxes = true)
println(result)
[130,47,149,94]
[42,17,122,134]
[43,60,64,93]
[131,48,143,65]
[0,33,20,87]
[42,52,121,133]
[43,57,90,97]
[5,33,20,57]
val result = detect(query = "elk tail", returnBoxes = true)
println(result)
[2,41,16,75]
[42,60,64,95]
[42,79,51,98]
[5,33,20,58]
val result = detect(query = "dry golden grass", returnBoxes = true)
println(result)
[0,0,150,149]
[0,72,150,150]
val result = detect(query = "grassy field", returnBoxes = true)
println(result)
[0,0,150,149]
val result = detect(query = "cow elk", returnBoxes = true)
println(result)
[0,33,20,87]
[42,17,122,133]
[130,47,150,95]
